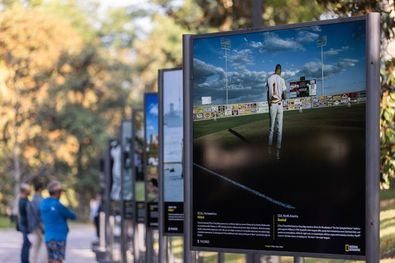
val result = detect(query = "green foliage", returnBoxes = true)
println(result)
[0,2,132,216]
[317,0,395,188]
[155,0,323,30]
[0,215,13,229]
[381,59,395,189]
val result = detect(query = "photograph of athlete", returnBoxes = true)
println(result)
[267,64,286,159]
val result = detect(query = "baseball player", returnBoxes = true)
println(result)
[267,64,286,159]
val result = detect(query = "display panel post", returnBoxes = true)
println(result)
[294,256,304,263]
[366,12,380,263]
[183,34,194,263]
[120,123,126,263]
[158,71,166,262]
[104,140,113,261]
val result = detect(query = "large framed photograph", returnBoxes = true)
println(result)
[159,68,184,236]
[133,109,146,223]
[184,14,380,260]
[144,93,160,228]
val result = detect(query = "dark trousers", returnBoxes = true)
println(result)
[94,215,100,238]
[21,230,31,263]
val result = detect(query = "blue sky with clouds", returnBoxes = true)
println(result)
[192,20,365,106]
[145,93,158,141]
[163,69,183,114]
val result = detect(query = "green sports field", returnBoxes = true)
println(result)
[192,102,367,255]
[190,103,395,261]
[194,104,364,143]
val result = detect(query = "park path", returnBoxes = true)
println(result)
[0,224,96,263]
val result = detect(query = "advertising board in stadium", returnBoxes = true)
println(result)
[184,15,380,260]
[159,68,184,235]
[144,93,159,228]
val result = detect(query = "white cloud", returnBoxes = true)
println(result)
[310,25,322,32]
[251,32,305,52]
[298,58,359,79]
[296,31,319,43]
[193,58,268,104]
[282,70,298,80]
[324,46,350,56]
[149,104,158,116]
[250,30,321,53]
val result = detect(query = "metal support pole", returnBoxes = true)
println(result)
[245,253,254,263]
[183,34,193,263]
[146,229,154,263]
[159,234,167,263]
[366,12,380,263]
[218,252,225,263]
[246,253,263,263]
[294,256,304,263]
[109,215,115,261]
[99,212,106,249]
[321,44,324,96]
[251,0,263,28]
[121,125,127,263]
[104,142,113,261]
[133,223,139,263]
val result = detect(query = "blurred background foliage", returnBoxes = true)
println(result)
[0,0,394,218]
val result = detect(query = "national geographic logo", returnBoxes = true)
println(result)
[345,244,361,252]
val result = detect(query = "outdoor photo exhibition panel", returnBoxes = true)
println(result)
[184,14,380,260]
[121,120,134,219]
[134,110,146,223]
[109,138,122,215]
[120,120,134,263]
[159,68,184,236]
[144,93,160,228]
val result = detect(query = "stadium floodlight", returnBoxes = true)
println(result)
[316,35,327,96]
[221,38,231,105]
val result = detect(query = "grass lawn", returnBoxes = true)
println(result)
[193,104,364,140]
[0,215,13,229]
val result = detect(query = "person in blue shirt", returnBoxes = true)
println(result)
[40,181,76,263]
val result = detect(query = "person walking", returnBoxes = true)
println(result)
[18,183,32,263]
[40,181,77,263]
[28,182,47,263]
[89,194,101,239]
[267,64,287,159]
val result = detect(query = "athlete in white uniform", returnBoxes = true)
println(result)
[267,64,286,159]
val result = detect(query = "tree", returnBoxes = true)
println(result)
[0,2,133,216]
[0,4,83,213]
[317,0,395,188]
[44,45,130,216]
[154,0,323,30]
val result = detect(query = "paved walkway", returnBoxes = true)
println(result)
[0,224,96,263]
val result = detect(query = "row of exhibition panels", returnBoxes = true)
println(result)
[94,69,274,263]
[93,68,193,263]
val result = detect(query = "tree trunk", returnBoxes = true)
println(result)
[12,99,21,216]
[75,142,89,220]
[12,143,21,215]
